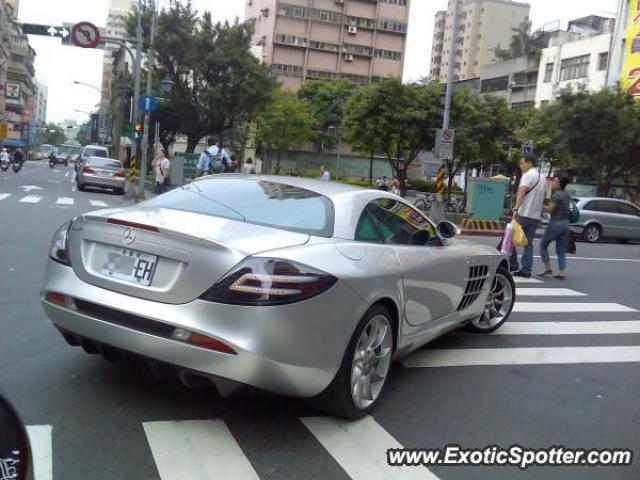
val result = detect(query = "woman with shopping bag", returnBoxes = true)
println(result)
[538,176,572,279]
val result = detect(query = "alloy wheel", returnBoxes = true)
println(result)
[350,314,393,410]
[585,225,600,243]
[471,272,514,331]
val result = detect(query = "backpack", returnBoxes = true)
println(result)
[204,147,225,174]
[569,201,580,224]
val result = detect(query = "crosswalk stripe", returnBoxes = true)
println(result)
[55,197,74,205]
[301,416,439,480]
[480,321,640,335]
[515,288,586,297]
[89,200,108,207]
[0,193,11,200]
[18,195,41,203]
[513,277,543,284]
[401,346,640,368]
[143,420,259,480]
[26,425,53,480]
[513,302,637,313]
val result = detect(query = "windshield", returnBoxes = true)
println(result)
[84,148,108,158]
[87,158,122,168]
[41,144,53,154]
[58,145,82,157]
[144,178,335,237]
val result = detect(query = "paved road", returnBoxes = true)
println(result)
[1,162,639,480]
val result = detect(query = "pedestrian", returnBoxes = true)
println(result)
[196,136,226,178]
[391,176,400,195]
[228,155,238,173]
[539,176,572,279]
[510,157,547,278]
[243,157,256,174]
[320,164,331,181]
[378,176,389,192]
[152,149,171,194]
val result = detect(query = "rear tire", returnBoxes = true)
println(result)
[115,188,125,195]
[77,182,85,192]
[310,304,394,419]
[582,224,601,243]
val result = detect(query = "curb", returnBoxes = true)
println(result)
[461,229,504,237]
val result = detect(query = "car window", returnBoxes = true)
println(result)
[84,148,108,158]
[144,179,335,237]
[365,199,436,246]
[87,158,122,168]
[618,203,639,216]
[355,210,384,243]
[599,201,619,213]
[583,201,597,211]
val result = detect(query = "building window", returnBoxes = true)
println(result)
[481,76,509,93]
[544,62,553,83]
[598,52,609,71]
[559,54,590,81]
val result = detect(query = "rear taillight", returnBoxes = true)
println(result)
[171,328,236,354]
[83,166,95,174]
[107,218,159,232]
[201,258,337,306]
[114,170,125,178]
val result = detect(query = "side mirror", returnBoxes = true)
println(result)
[0,391,30,480]
[436,221,460,239]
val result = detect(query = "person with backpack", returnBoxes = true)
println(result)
[195,136,228,178]
[538,176,575,279]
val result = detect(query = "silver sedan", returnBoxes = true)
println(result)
[41,176,515,418]
[76,157,126,194]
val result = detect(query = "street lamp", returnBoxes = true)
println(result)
[159,75,174,96]
[72,80,101,93]
[72,81,108,144]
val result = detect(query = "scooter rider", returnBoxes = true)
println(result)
[14,148,24,166]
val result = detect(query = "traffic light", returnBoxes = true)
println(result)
[133,122,143,139]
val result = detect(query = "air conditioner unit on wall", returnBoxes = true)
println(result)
[344,54,354,62]
[348,26,358,35]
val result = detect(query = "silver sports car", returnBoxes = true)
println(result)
[41,176,515,418]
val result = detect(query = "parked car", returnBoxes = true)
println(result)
[572,197,640,243]
[76,145,109,172]
[41,176,514,418]
[76,157,126,194]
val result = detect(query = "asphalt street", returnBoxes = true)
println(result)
[1,161,639,480]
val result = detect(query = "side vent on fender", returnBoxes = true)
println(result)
[457,265,489,311]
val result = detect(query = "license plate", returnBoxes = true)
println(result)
[96,170,110,177]
[100,248,157,286]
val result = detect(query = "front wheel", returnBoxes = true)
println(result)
[311,305,394,419]
[0,163,8,171]
[466,267,515,334]
[583,224,601,243]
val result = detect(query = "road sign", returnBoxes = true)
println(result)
[441,128,455,144]
[522,139,534,158]
[0,123,7,140]
[71,22,101,49]
[438,142,454,161]
[139,95,157,113]
[21,23,69,38]
[435,128,455,160]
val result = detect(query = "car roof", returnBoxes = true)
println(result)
[578,197,634,204]
[86,156,121,162]
[83,145,108,150]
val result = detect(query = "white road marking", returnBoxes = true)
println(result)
[513,277,543,284]
[47,180,63,184]
[89,200,108,207]
[64,171,69,177]
[26,425,53,480]
[515,288,586,297]
[143,420,259,480]
[480,321,640,335]
[301,416,439,480]
[513,302,637,313]
[19,185,42,192]
[55,197,74,205]
[0,193,11,200]
[402,346,640,368]
[19,195,42,203]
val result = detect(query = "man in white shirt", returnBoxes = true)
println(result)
[511,157,547,278]
[320,164,331,182]
[195,137,231,177]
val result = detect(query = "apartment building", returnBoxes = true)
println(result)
[33,80,47,127]
[535,16,614,106]
[430,0,530,83]
[246,0,411,90]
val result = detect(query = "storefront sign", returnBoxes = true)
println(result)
[622,0,640,98]
[5,83,20,99]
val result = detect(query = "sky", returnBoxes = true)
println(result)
[17,0,619,124]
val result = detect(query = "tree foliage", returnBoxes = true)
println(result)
[493,20,543,62]
[41,123,66,146]
[126,0,276,152]
[345,79,442,193]
[298,79,358,153]
[256,90,316,174]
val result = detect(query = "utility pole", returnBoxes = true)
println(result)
[138,0,158,200]
[127,0,143,200]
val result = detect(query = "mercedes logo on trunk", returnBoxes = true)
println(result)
[122,227,136,244]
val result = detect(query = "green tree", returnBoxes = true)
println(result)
[256,90,316,174]
[493,20,544,62]
[344,79,442,194]
[298,78,358,155]
[75,121,92,145]
[553,88,640,196]
[41,123,66,146]
[127,1,276,152]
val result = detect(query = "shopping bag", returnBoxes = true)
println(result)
[511,220,528,248]
[500,222,514,254]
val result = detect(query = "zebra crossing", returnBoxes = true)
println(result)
[0,192,112,208]
[22,276,640,480]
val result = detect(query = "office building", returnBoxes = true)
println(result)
[33,80,47,127]
[245,0,411,90]
[430,0,530,83]
[608,0,640,98]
